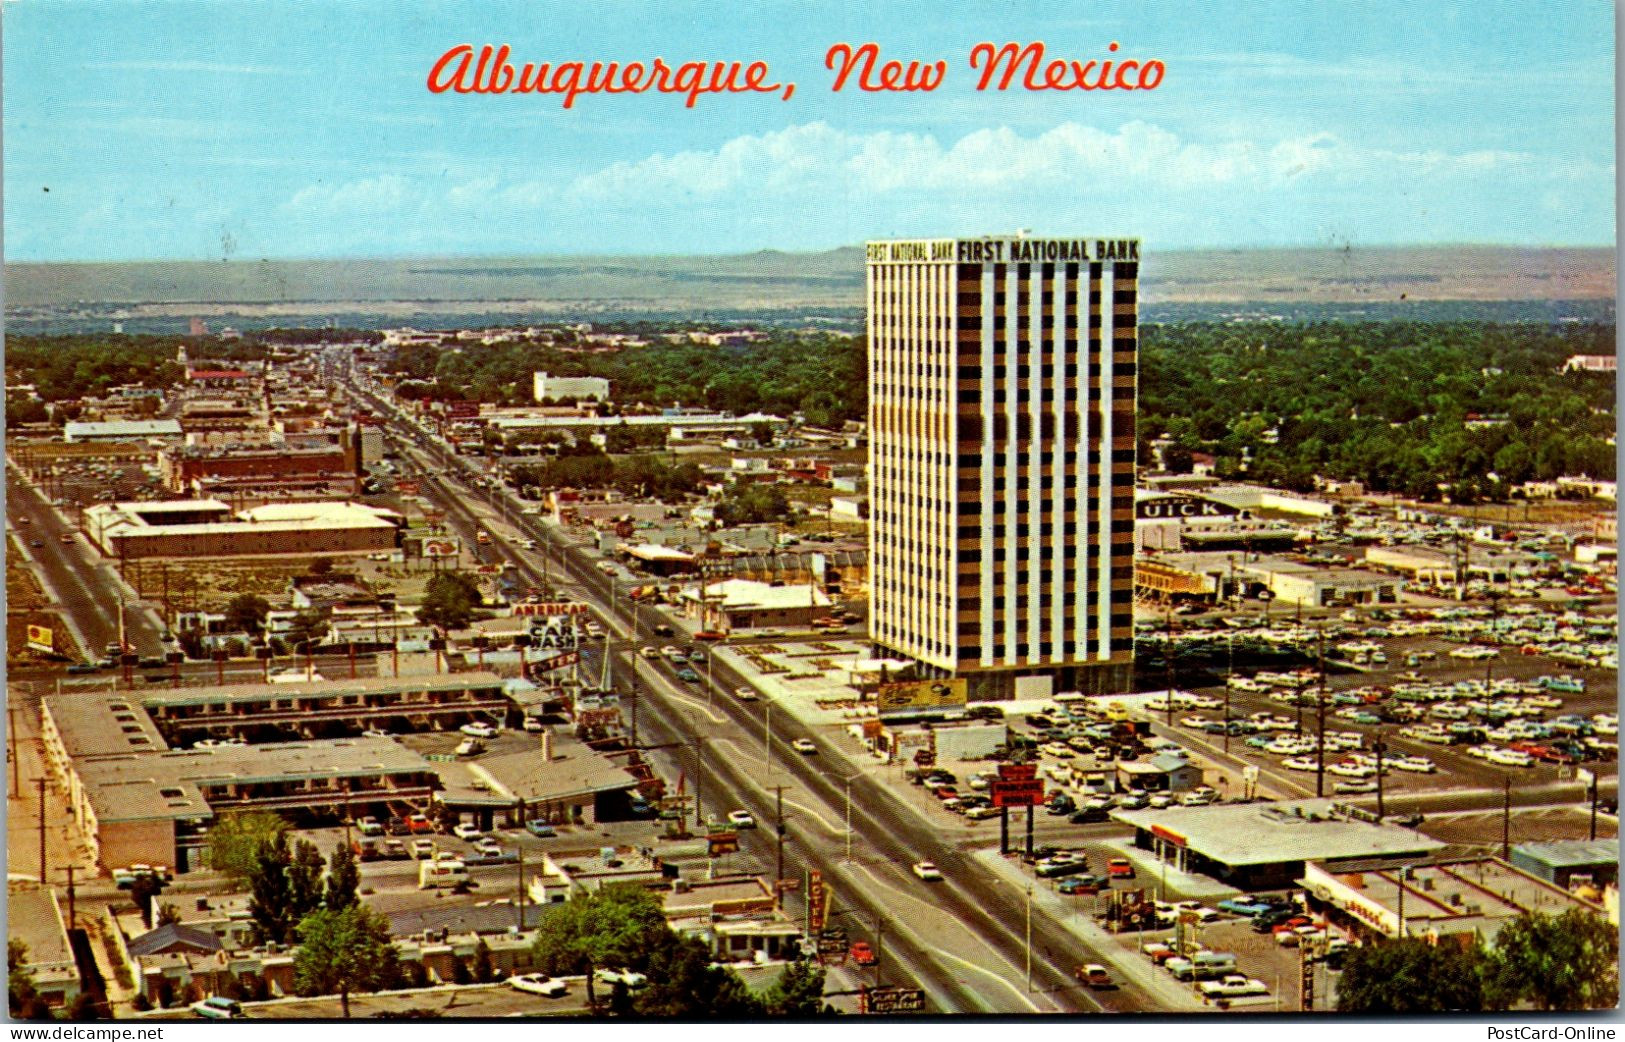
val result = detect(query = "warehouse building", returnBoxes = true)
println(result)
[680,578,832,631]
[1508,840,1620,889]
[63,418,184,443]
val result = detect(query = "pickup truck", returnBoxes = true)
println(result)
[1199,975,1268,998]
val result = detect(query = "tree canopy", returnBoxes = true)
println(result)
[1335,936,1487,1013]
[293,905,400,1019]
[205,811,289,888]
[416,571,484,631]
[1484,909,1619,1011]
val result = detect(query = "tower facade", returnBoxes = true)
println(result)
[866,235,1139,698]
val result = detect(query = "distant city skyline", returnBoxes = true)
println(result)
[3,0,1615,262]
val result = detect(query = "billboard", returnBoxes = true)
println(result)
[25,624,53,655]
[513,602,591,617]
[876,677,967,720]
[526,650,581,677]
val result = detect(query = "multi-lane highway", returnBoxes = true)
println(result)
[357,383,1164,1013]
[6,464,166,662]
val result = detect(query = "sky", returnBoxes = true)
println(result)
[3,0,1616,261]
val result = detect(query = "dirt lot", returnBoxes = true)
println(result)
[5,538,78,666]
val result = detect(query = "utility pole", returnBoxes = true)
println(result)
[1164,601,1175,727]
[692,737,704,829]
[63,866,76,928]
[762,701,773,779]
[517,847,527,932]
[1589,773,1599,842]
[37,777,48,881]
[1501,776,1511,860]
[8,703,19,791]
[1223,632,1234,754]
[1024,882,1033,993]
[774,785,786,886]
[1314,624,1327,799]
[1374,732,1388,818]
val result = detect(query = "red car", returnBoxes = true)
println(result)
[931,786,959,801]
[849,941,877,966]
[1106,858,1135,879]
[407,813,435,834]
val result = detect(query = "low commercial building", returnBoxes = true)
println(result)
[532,371,611,403]
[681,578,832,631]
[6,889,81,1008]
[1508,840,1620,889]
[1301,856,1609,943]
[63,418,183,443]
[1364,545,1534,584]
[1112,799,1446,889]
[1115,752,1204,793]
[82,498,401,560]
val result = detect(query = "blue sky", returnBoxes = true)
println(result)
[3,0,1615,261]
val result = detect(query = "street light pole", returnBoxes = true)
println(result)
[762,701,773,779]
[1025,882,1033,993]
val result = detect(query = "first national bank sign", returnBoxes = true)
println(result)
[867,237,1141,265]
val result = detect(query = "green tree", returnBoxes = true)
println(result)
[8,940,51,1020]
[130,874,164,928]
[715,482,790,526]
[416,571,484,631]
[635,933,762,1017]
[749,421,776,447]
[325,843,360,911]
[205,811,289,887]
[287,839,327,923]
[248,832,295,946]
[1335,936,1486,1013]
[156,903,182,927]
[529,883,670,1009]
[292,905,400,1019]
[760,957,829,1016]
[223,594,272,637]
[1485,909,1619,1011]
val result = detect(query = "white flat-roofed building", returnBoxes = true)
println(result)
[1111,798,1446,889]
[532,371,610,403]
[81,498,400,560]
[63,418,183,443]
[1301,856,1609,943]
[681,578,831,631]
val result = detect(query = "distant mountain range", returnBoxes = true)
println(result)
[4,245,1614,334]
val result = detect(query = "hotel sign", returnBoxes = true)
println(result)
[877,677,968,719]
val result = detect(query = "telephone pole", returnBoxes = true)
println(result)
[1501,776,1511,860]
[773,785,786,885]
[37,777,48,880]
[1373,733,1388,818]
[1314,625,1327,799]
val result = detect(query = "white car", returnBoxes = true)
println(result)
[510,973,568,998]
[1486,747,1533,767]
[1393,756,1436,774]
[639,647,660,660]
[452,822,483,841]
[594,967,648,989]
[734,686,759,701]
[460,722,499,739]
[911,860,944,881]
[473,838,503,858]
[1042,742,1077,759]
[1282,756,1318,772]
[1180,716,1211,729]
[791,738,817,755]
[1328,762,1373,779]
[191,996,245,1020]
[727,810,757,829]
[1332,779,1379,794]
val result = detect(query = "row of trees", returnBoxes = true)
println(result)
[1142,321,1616,500]
[1338,908,1618,1012]
[508,445,705,502]
[390,329,865,425]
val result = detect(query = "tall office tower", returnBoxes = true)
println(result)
[866,235,1139,698]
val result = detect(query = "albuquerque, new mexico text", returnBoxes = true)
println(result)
[427,40,1166,108]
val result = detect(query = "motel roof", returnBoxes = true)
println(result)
[136,670,506,708]
[1111,799,1447,868]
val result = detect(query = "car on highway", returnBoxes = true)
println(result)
[727,810,757,829]
[733,686,759,701]
[509,973,568,998]
[59,533,74,545]
[66,663,98,675]
[675,668,701,683]
[1076,964,1113,989]
[639,647,660,660]
[791,738,817,755]
[28,539,41,548]
[911,860,943,881]
[849,941,878,966]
